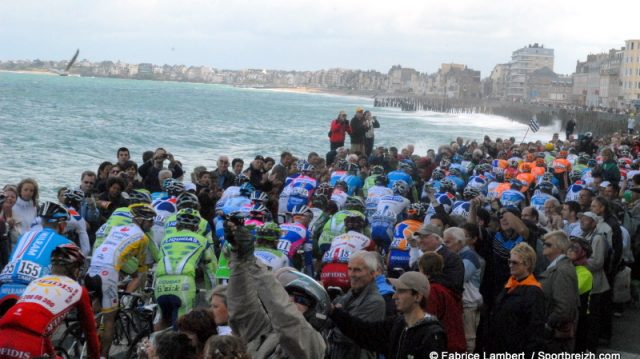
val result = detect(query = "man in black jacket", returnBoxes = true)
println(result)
[330,271,446,359]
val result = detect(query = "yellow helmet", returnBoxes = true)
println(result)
[544,143,554,151]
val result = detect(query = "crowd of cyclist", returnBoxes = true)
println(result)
[0,122,638,358]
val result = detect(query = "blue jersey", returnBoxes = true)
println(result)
[387,170,413,189]
[329,170,347,186]
[368,208,397,251]
[152,196,178,217]
[277,222,313,275]
[451,200,472,219]
[530,192,554,212]
[565,183,584,202]
[0,228,72,297]
[445,175,466,193]
[500,189,526,208]
[342,175,363,196]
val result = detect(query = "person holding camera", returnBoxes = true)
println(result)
[328,111,352,151]
[138,147,184,193]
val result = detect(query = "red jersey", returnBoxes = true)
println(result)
[0,275,100,359]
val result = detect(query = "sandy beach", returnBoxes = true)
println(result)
[0,69,57,76]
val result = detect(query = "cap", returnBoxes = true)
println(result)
[414,223,443,237]
[183,182,197,192]
[355,107,364,113]
[255,155,265,161]
[388,272,430,297]
[578,211,602,223]
[599,181,611,188]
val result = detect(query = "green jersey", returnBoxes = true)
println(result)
[156,230,217,288]
[163,213,213,241]
[93,207,132,251]
[362,175,379,198]
[319,210,367,249]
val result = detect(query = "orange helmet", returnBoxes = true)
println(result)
[558,150,568,158]
[535,158,546,166]
[520,163,532,172]
[505,171,516,180]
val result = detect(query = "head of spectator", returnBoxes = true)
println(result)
[603,182,620,201]
[216,156,230,174]
[231,158,244,175]
[117,147,130,165]
[412,224,444,252]
[148,331,197,359]
[203,335,250,359]
[578,188,594,211]
[578,211,601,234]
[17,178,39,205]
[176,308,218,356]
[567,237,592,266]
[561,201,580,222]
[461,223,480,249]
[443,227,466,254]
[209,285,229,328]
[521,206,539,225]
[348,251,378,295]
[590,196,610,218]
[264,157,275,171]
[142,150,154,163]
[509,242,537,280]
[80,170,97,194]
[389,271,430,313]
[542,230,570,262]
[121,160,138,180]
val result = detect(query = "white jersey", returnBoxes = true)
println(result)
[486,181,501,200]
[20,275,83,316]
[331,189,349,209]
[220,186,241,202]
[376,195,410,220]
[254,247,289,271]
[90,224,146,269]
[365,185,394,217]
[321,231,373,264]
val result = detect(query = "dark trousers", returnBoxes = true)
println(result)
[588,290,613,350]
[330,141,344,151]
[364,137,374,157]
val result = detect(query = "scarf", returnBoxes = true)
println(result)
[504,274,541,293]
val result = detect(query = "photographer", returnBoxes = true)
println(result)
[138,147,184,193]
[328,111,352,151]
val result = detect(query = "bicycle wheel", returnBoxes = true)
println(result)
[54,321,86,359]
[125,329,152,359]
[109,310,135,358]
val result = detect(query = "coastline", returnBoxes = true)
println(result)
[0,69,57,76]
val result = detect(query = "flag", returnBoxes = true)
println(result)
[529,115,540,133]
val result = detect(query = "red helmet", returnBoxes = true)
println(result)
[51,243,85,267]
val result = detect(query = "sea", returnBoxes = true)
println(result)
[0,71,560,200]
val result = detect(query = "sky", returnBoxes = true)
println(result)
[1,0,639,77]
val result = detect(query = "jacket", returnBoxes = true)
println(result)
[488,275,546,354]
[12,197,36,236]
[437,245,465,295]
[329,119,352,143]
[538,256,579,330]
[138,161,184,193]
[350,116,366,145]
[583,228,611,294]
[227,254,326,359]
[212,168,236,190]
[330,309,446,359]
[329,280,386,359]
[426,279,467,352]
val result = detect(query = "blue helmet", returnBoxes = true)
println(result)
[239,182,255,197]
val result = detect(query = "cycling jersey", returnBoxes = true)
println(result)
[364,185,394,217]
[388,219,422,271]
[254,246,289,272]
[341,174,363,196]
[421,180,442,201]
[530,192,554,212]
[451,200,472,219]
[387,170,413,189]
[500,189,526,208]
[0,228,72,298]
[565,182,585,202]
[369,208,397,251]
[321,231,374,264]
[88,224,151,313]
[164,213,213,241]
[329,170,348,187]
[152,196,178,218]
[486,181,501,200]
[0,275,100,359]
[330,189,349,209]
[376,195,410,221]
[155,230,217,318]
[277,222,313,275]
[94,206,132,250]
[63,205,91,256]
[362,174,379,198]
[444,175,465,193]
[318,210,364,253]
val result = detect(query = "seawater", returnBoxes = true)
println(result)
[0,72,559,200]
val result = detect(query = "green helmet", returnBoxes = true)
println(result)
[256,222,282,241]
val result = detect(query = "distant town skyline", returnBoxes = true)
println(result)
[2,0,639,76]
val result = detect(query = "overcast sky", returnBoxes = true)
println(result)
[2,0,639,77]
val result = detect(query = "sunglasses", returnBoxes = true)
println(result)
[508,260,523,266]
[543,242,554,248]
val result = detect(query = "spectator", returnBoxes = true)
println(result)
[328,112,352,151]
[203,335,250,359]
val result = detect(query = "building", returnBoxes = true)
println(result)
[425,63,481,99]
[620,39,640,107]
[487,63,510,99]
[572,49,624,108]
[387,65,421,93]
[506,43,554,100]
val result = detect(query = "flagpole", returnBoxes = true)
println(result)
[521,127,530,144]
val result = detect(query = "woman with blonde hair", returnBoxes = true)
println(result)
[487,242,545,354]
[13,178,39,237]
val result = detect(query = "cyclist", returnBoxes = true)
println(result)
[320,214,374,292]
[163,192,212,242]
[318,197,367,254]
[364,174,393,219]
[0,202,71,303]
[93,189,152,250]
[254,223,288,271]
[362,165,385,197]
[85,204,156,359]
[278,205,314,276]
[376,180,411,222]
[0,244,100,359]
[61,188,91,256]
[388,203,427,273]
[154,208,217,330]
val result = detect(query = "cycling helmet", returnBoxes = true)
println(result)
[166,180,185,197]
[335,159,348,171]
[311,193,329,209]
[536,181,554,193]
[439,159,451,169]
[129,204,156,221]
[64,188,85,203]
[296,160,310,171]
[618,159,629,168]
[256,222,282,241]
[276,268,331,331]
[619,149,630,158]
[569,170,583,183]
[509,159,519,168]
[234,174,250,186]
[239,182,255,197]
[344,214,366,231]
[542,172,555,182]
[51,243,85,267]
[345,162,359,174]
[520,163,532,173]
[439,178,455,193]
[250,203,268,218]
[510,179,524,190]
[476,163,492,175]
[431,169,445,181]
[316,182,333,196]
[290,205,311,216]
[494,170,505,182]
[397,162,413,172]
[334,180,348,192]
[512,148,522,157]
[162,178,175,191]
[449,167,462,177]
[406,203,427,219]
[176,192,200,210]
[463,186,481,200]
[128,189,152,204]
[176,208,201,228]
[37,201,69,223]
[578,153,590,163]
[250,190,269,203]
[544,143,554,151]
[587,159,597,168]
[584,132,593,139]
[300,162,315,173]
[344,196,365,213]
[371,165,385,176]
[392,180,409,196]
[451,154,463,164]
[374,174,388,186]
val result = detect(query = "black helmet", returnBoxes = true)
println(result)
[37,201,69,223]
[128,189,152,205]
[177,192,200,210]
[234,174,250,186]
[63,188,84,203]
[344,214,365,231]
[344,196,365,213]
[51,243,85,268]
[129,204,156,221]
[176,208,201,228]
[374,174,388,186]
